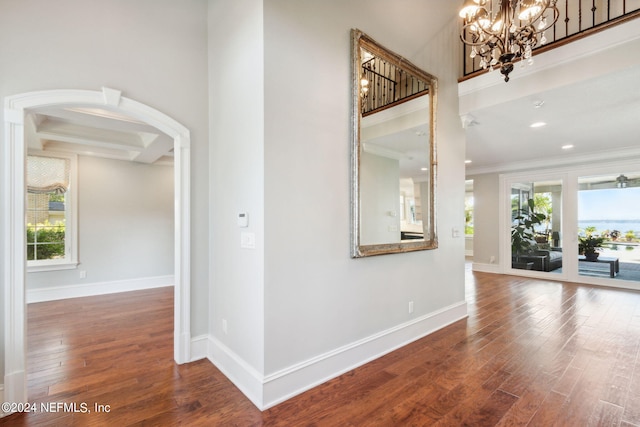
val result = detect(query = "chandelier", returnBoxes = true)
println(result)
[459,0,559,82]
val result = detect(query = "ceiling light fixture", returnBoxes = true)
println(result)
[561,144,574,150]
[459,0,559,82]
[530,121,546,128]
[465,160,473,164]
[616,174,629,188]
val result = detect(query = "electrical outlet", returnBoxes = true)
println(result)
[222,319,228,335]
[79,270,87,279]
[408,301,414,314]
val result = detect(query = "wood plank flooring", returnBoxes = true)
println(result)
[3,269,640,426]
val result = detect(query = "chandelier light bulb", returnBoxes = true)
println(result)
[478,18,491,29]
[519,5,542,20]
[459,1,479,18]
[538,17,548,30]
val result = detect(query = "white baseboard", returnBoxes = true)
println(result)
[190,334,210,362]
[472,262,501,274]
[200,300,467,410]
[0,385,5,418]
[208,336,265,409]
[26,275,174,303]
[2,370,26,417]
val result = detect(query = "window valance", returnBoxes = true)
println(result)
[27,155,71,194]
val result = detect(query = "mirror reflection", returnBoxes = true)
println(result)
[351,29,437,257]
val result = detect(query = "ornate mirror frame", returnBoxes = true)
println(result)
[350,29,438,257]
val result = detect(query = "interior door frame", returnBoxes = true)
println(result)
[3,87,191,405]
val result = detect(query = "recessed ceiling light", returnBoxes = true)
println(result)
[562,144,574,150]
[530,122,547,128]
[465,160,472,164]
[421,167,428,171]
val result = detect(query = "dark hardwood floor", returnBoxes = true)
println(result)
[3,268,640,426]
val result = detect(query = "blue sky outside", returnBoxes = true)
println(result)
[579,187,640,221]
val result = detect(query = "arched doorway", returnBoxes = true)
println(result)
[3,87,191,405]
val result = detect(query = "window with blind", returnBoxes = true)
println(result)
[26,152,79,271]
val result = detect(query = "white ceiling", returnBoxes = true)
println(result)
[463,64,640,173]
[25,106,174,165]
[462,19,640,175]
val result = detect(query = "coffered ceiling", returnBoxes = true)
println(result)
[25,106,174,165]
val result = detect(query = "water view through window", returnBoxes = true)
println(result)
[578,174,640,281]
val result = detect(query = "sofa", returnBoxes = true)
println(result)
[517,249,562,272]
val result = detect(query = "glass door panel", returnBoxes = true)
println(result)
[578,173,640,282]
[511,179,563,274]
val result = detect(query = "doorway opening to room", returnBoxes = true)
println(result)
[3,88,191,406]
[465,179,474,260]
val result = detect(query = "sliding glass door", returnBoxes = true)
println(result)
[509,177,564,276]
[578,172,640,282]
[504,167,640,286]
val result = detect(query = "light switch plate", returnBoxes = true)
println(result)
[240,232,256,249]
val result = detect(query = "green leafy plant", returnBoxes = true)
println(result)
[511,198,547,262]
[26,221,66,261]
[578,234,604,259]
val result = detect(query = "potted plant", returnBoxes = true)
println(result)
[610,230,620,241]
[625,230,636,242]
[511,198,546,268]
[578,234,604,261]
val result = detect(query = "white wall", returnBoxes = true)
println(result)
[208,0,266,379]
[468,173,501,269]
[262,0,466,392]
[27,156,174,289]
[0,0,209,382]
[207,0,466,409]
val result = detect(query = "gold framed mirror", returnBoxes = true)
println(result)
[350,29,437,257]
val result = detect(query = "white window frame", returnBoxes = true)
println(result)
[27,151,79,272]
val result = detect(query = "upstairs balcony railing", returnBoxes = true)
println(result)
[461,0,640,79]
[361,54,429,116]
